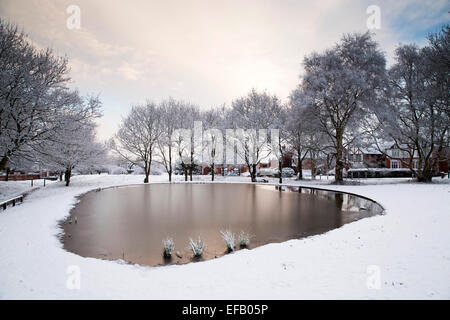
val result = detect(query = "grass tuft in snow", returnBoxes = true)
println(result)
[162,237,175,257]
[188,236,205,257]
[220,230,236,252]
[238,231,252,248]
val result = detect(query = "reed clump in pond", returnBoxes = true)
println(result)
[162,237,175,257]
[189,236,205,257]
[220,230,236,252]
[238,231,252,248]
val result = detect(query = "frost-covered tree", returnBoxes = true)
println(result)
[301,32,387,183]
[156,98,183,182]
[37,118,106,186]
[371,26,449,182]
[202,106,225,181]
[186,105,201,181]
[0,19,101,170]
[111,102,163,183]
[170,101,200,181]
[306,129,331,179]
[287,91,309,180]
[287,89,328,179]
[229,89,280,182]
[271,103,289,184]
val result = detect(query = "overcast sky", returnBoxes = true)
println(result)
[0,0,448,140]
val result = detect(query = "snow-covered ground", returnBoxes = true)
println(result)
[0,174,449,299]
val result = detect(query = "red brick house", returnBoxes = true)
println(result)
[0,170,43,181]
[384,145,419,170]
[347,147,385,169]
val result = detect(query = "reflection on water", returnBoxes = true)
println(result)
[60,184,383,267]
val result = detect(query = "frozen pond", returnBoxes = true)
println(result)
[60,183,383,266]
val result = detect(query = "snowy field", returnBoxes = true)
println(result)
[0,174,449,299]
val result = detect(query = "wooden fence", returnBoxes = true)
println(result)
[1,195,24,211]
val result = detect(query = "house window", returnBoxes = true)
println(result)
[349,154,363,163]
[391,160,400,169]
[391,149,400,158]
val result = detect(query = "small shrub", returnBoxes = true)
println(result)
[162,237,175,257]
[238,231,251,248]
[220,230,236,252]
[189,236,205,257]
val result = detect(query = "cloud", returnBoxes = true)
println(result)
[0,0,448,141]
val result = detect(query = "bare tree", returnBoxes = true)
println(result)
[301,32,387,183]
[111,102,163,183]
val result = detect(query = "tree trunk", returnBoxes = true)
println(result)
[278,160,282,184]
[59,172,63,181]
[189,148,194,181]
[211,163,215,181]
[311,160,316,180]
[297,152,303,180]
[0,156,8,171]
[5,168,10,181]
[251,164,257,182]
[417,164,433,182]
[335,131,344,184]
[65,169,72,187]
[190,134,195,181]
[144,162,150,183]
[168,147,172,182]
[184,165,188,181]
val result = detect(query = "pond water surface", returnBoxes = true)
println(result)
[60,183,383,266]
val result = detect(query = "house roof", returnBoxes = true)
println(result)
[358,147,382,155]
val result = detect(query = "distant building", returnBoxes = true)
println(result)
[0,170,51,181]
[384,145,419,169]
[347,147,385,169]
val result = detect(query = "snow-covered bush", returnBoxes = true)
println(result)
[162,237,175,257]
[238,231,251,248]
[150,168,162,175]
[220,230,235,252]
[189,236,205,257]
[131,167,145,175]
[109,166,127,175]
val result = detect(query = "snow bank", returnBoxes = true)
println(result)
[0,174,449,299]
